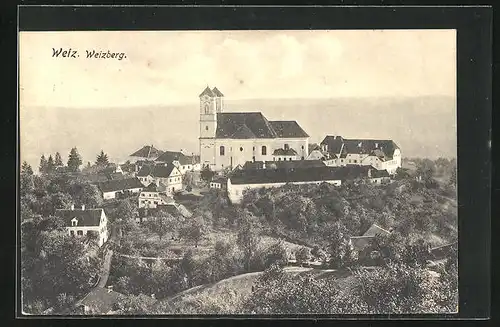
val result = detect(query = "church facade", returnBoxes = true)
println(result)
[199,86,310,171]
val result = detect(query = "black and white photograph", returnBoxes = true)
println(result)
[19,28,459,316]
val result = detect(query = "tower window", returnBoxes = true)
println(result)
[204,104,209,114]
[205,126,208,131]
[240,147,243,152]
[220,146,225,156]
[261,146,267,155]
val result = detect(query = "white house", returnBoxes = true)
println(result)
[56,205,109,247]
[210,177,227,189]
[136,163,183,194]
[272,147,300,161]
[198,86,310,171]
[97,177,144,200]
[319,136,402,174]
[138,182,175,209]
[155,151,201,174]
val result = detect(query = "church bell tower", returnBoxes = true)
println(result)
[199,86,224,168]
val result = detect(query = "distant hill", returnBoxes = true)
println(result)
[20,96,456,171]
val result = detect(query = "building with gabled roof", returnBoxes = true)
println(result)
[97,177,144,200]
[199,86,309,171]
[136,163,183,194]
[155,150,201,174]
[56,205,108,247]
[319,135,401,174]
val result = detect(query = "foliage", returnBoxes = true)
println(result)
[295,247,311,265]
[54,152,63,166]
[67,147,83,172]
[39,155,48,175]
[95,150,109,166]
[145,210,177,241]
[236,216,261,272]
[179,216,208,247]
[200,166,215,183]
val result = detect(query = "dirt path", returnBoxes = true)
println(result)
[97,249,113,288]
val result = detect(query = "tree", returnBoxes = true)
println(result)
[183,172,196,191]
[262,241,288,269]
[95,150,109,167]
[236,217,260,272]
[67,147,83,172]
[47,155,55,174]
[39,155,48,174]
[295,247,311,266]
[180,249,197,287]
[54,152,63,167]
[68,180,103,208]
[146,211,176,241]
[180,216,208,248]
[22,161,34,176]
[21,161,35,197]
[200,166,215,183]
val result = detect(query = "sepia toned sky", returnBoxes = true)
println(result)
[19,30,456,107]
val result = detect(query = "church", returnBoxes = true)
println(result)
[199,86,310,171]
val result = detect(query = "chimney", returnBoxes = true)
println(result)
[375,142,379,148]
[262,161,266,169]
[81,204,85,210]
[70,204,75,210]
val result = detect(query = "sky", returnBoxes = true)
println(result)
[19,30,456,107]
[19,30,457,170]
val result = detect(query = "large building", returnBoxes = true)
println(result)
[227,165,391,204]
[318,135,402,174]
[198,86,310,171]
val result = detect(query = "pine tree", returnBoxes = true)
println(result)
[67,147,82,172]
[21,161,34,176]
[54,152,63,166]
[95,150,109,166]
[47,155,55,173]
[39,155,48,174]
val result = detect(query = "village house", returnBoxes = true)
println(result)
[349,223,392,264]
[272,147,300,161]
[241,159,326,171]
[71,286,126,315]
[138,182,175,209]
[318,135,402,174]
[210,177,227,190]
[136,163,183,193]
[56,205,109,247]
[198,86,310,171]
[155,150,201,174]
[136,202,193,223]
[97,177,144,200]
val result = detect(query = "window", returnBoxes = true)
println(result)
[289,158,292,161]
[77,230,83,236]
[301,145,304,149]
[220,146,225,156]
[261,146,267,155]
[240,147,243,152]
[253,146,255,151]
[204,104,209,114]
[284,144,289,150]
[278,158,281,161]
[169,178,172,183]
[205,126,209,131]
[70,230,75,236]
[354,160,357,163]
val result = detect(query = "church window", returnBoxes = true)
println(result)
[204,104,210,114]
[261,146,267,155]
[205,126,209,131]
[77,230,83,236]
[240,147,243,152]
[301,145,304,149]
[253,147,255,151]
[220,146,225,156]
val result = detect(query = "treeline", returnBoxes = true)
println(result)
[36,147,114,174]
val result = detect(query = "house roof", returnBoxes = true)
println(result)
[362,223,391,237]
[269,121,309,138]
[320,136,399,160]
[56,208,104,227]
[229,165,371,185]
[98,177,143,193]
[215,112,309,139]
[211,177,227,184]
[370,169,391,178]
[129,145,163,159]
[142,182,167,192]
[212,87,224,97]
[273,148,298,156]
[242,160,326,171]
[199,86,215,97]
[75,287,125,314]
[350,236,374,252]
[155,151,192,165]
[137,164,177,178]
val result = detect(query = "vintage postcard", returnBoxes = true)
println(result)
[19,29,458,315]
